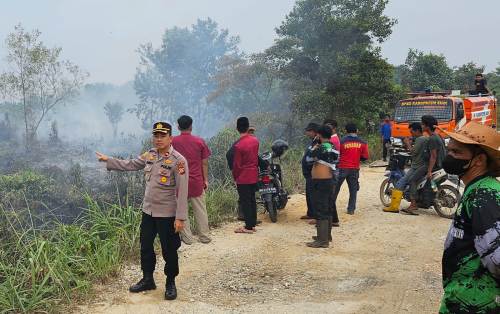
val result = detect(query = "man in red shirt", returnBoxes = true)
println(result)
[172,115,212,244]
[333,123,369,215]
[324,119,340,151]
[232,117,260,233]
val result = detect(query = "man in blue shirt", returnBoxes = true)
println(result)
[380,115,392,162]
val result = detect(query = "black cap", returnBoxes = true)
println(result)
[152,122,172,135]
[305,122,320,132]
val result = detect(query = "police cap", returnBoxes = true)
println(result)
[152,122,172,135]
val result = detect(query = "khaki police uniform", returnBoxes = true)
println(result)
[106,146,189,219]
[105,122,188,282]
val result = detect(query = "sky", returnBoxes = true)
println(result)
[1,0,499,85]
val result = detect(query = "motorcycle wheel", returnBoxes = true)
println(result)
[379,178,393,207]
[433,184,461,219]
[265,199,278,223]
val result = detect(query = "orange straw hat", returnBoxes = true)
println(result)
[443,122,500,175]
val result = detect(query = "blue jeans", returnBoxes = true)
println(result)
[333,168,360,213]
[395,166,427,200]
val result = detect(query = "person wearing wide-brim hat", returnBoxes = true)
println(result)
[439,121,500,313]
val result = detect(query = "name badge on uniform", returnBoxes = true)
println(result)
[452,228,464,239]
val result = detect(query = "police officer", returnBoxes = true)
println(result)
[95,122,188,301]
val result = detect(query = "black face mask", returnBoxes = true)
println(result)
[442,155,472,177]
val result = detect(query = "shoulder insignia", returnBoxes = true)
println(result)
[139,152,149,160]
[177,160,186,175]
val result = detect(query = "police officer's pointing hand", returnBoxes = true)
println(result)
[96,152,109,162]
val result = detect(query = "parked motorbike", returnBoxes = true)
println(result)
[379,143,460,219]
[258,140,289,223]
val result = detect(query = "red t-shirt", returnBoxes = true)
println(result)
[172,132,211,198]
[338,135,369,169]
[232,134,259,185]
[330,134,340,151]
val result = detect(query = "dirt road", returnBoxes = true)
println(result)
[77,167,450,314]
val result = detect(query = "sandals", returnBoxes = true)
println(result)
[234,227,255,234]
[401,207,419,216]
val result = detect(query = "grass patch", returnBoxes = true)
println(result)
[0,196,141,313]
[0,179,243,313]
[205,180,239,227]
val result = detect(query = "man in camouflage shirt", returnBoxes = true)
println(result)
[440,122,500,313]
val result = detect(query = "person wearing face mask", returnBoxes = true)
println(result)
[439,122,500,314]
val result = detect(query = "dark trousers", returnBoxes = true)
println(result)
[331,169,339,223]
[140,213,181,280]
[383,139,391,160]
[330,185,339,223]
[311,179,334,221]
[305,177,314,217]
[237,184,257,230]
[333,168,360,213]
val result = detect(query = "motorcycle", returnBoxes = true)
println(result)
[379,143,461,219]
[258,140,289,223]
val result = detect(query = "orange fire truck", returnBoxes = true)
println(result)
[391,92,497,139]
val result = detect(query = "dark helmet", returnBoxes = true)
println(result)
[271,139,289,158]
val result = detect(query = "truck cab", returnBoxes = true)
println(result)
[391,92,497,142]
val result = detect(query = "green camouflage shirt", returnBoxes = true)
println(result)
[440,175,500,314]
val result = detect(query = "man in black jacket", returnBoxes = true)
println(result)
[300,122,320,221]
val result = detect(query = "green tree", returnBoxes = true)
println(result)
[208,53,289,114]
[132,18,240,133]
[453,62,485,93]
[103,101,125,138]
[486,63,500,95]
[399,49,453,91]
[0,25,87,148]
[265,0,398,124]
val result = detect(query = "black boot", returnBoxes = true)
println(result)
[328,217,333,241]
[312,218,333,242]
[306,220,329,248]
[165,280,177,300]
[129,273,156,293]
